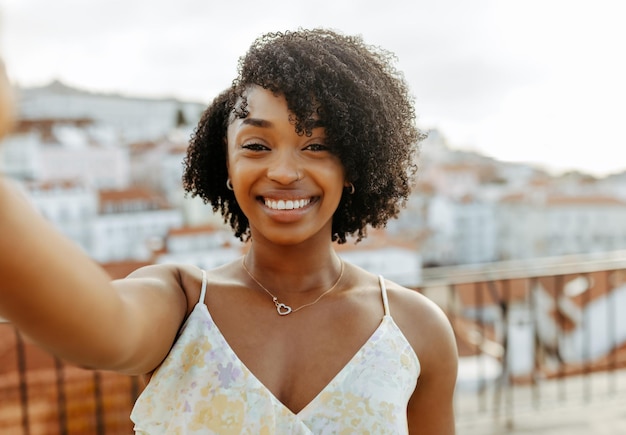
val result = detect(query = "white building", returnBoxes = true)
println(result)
[336,230,422,287]
[90,187,183,262]
[18,80,205,143]
[497,192,547,261]
[543,195,626,255]
[424,194,498,266]
[156,225,244,271]
[421,163,482,200]
[1,119,130,188]
[23,179,98,253]
[41,143,130,189]
[597,172,626,200]
[497,193,626,260]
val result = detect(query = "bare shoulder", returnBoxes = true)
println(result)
[124,262,208,308]
[383,280,452,337]
[383,279,458,371]
[120,260,243,313]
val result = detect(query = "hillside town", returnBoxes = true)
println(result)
[2,81,626,284]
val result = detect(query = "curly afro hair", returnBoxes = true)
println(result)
[183,28,423,244]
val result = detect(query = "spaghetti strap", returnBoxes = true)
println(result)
[378,275,390,316]
[198,270,207,305]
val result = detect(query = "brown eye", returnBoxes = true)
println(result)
[242,143,269,151]
[304,143,329,152]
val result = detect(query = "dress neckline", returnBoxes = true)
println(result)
[191,302,393,416]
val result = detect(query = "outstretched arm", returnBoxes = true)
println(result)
[0,178,188,374]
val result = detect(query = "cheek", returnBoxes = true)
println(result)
[225,145,237,179]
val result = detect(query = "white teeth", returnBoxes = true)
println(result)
[265,198,311,210]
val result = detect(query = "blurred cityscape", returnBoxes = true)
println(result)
[3,80,626,283]
[2,81,626,433]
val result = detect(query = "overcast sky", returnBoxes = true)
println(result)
[1,0,625,177]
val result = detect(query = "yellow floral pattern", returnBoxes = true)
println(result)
[131,281,420,434]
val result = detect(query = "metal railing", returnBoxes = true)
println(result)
[0,324,140,434]
[419,250,626,430]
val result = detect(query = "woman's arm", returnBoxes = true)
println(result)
[406,305,458,434]
[0,178,188,374]
[390,286,458,434]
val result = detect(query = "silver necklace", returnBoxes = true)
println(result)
[241,256,345,316]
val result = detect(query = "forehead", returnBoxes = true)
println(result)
[226,87,288,137]
[241,86,289,119]
[227,86,322,133]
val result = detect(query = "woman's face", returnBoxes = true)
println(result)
[226,86,347,246]
[0,60,14,139]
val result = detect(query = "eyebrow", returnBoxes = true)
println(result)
[241,118,273,128]
[241,118,325,129]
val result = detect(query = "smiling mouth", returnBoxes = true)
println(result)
[263,198,312,210]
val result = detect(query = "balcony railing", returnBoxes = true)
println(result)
[2,251,626,433]
[419,250,626,431]
[0,325,140,434]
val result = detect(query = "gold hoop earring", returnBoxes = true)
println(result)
[226,179,234,191]
[346,183,355,195]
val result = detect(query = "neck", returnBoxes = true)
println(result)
[243,241,342,297]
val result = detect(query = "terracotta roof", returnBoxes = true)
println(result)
[26,179,84,191]
[167,224,222,236]
[334,228,418,252]
[546,195,626,206]
[99,187,158,202]
[98,187,171,212]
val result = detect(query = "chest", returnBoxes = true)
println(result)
[133,305,419,433]
[218,303,383,413]
[200,293,384,412]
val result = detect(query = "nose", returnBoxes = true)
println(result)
[267,151,301,185]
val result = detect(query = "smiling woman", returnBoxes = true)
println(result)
[0,28,458,434]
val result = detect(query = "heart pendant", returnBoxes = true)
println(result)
[276,303,293,316]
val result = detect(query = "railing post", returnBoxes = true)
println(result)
[131,375,141,405]
[475,281,487,412]
[54,357,68,435]
[93,371,105,435]
[607,269,617,395]
[582,272,592,403]
[529,276,542,409]
[501,279,513,429]
[554,274,566,402]
[14,329,30,435]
